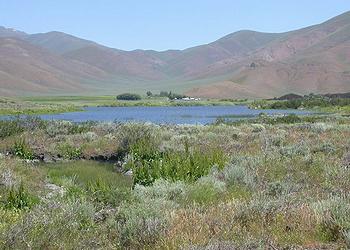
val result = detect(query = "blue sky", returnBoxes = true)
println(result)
[1,0,350,51]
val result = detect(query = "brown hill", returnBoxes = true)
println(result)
[0,26,27,39]
[26,31,98,54]
[0,38,107,95]
[0,11,350,97]
[186,11,350,98]
[64,46,168,80]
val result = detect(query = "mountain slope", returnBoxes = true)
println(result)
[186,11,350,98]
[25,31,98,54]
[64,46,169,80]
[0,26,27,39]
[0,11,350,97]
[0,37,107,95]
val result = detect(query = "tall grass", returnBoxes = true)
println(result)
[128,137,228,186]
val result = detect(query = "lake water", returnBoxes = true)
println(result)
[32,105,311,124]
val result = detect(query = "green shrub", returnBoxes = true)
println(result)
[186,176,226,205]
[57,143,82,160]
[86,178,131,205]
[12,139,34,160]
[279,143,309,158]
[256,114,302,125]
[344,230,350,248]
[252,95,350,110]
[0,120,24,139]
[117,123,159,154]
[116,93,142,101]
[266,181,287,197]
[312,142,337,154]
[274,114,302,124]
[46,121,92,137]
[0,208,21,233]
[21,117,47,131]
[134,179,187,202]
[129,138,227,186]
[4,183,37,210]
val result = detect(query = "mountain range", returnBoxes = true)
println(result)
[1,11,350,98]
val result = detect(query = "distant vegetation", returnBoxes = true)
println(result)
[0,97,79,115]
[116,93,142,101]
[251,93,350,110]
[10,96,244,114]
[154,91,187,100]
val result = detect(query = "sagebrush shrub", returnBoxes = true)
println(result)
[0,120,24,139]
[134,179,187,202]
[113,200,168,248]
[222,156,258,189]
[186,176,226,204]
[312,197,350,243]
[1,198,97,249]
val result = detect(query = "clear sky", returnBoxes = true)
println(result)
[1,0,350,51]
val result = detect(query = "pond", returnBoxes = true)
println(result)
[33,105,311,124]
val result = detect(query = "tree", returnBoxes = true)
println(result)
[159,91,169,97]
[116,93,142,101]
[146,91,153,97]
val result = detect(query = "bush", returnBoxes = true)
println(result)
[1,199,97,249]
[0,120,24,139]
[46,121,92,137]
[0,168,17,187]
[57,143,82,160]
[159,91,169,97]
[222,157,258,189]
[3,183,37,210]
[113,201,168,248]
[186,176,226,204]
[116,123,159,154]
[86,178,131,206]
[253,95,350,110]
[279,143,309,158]
[308,122,333,133]
[266,181,295,197]
[12,139,34,160]
[312,142,337,154]
[128,138,227,186]
[344,230,350,248]
[312,197,350,243]
[116,93,142,101]
[134,179,187,202]
[0,208,21,233]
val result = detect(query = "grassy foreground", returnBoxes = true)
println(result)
[0,112,349,249]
